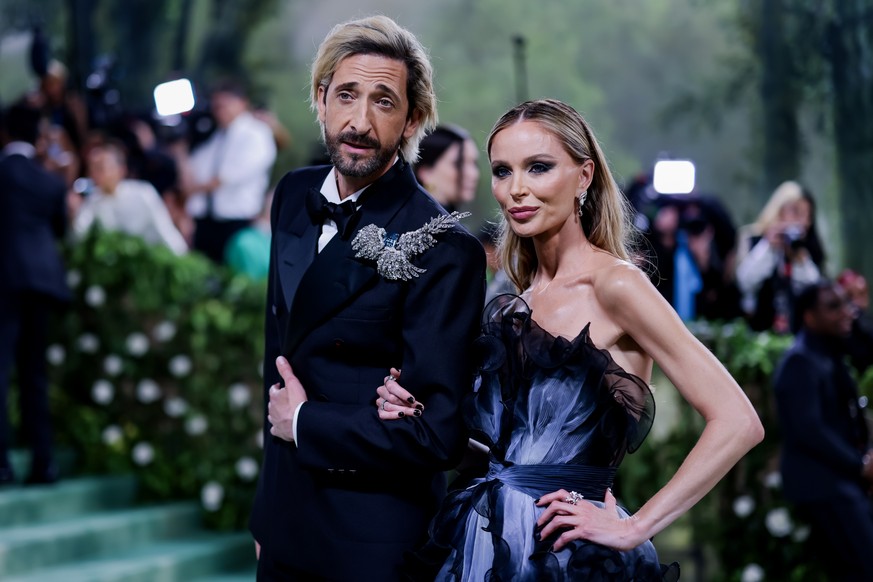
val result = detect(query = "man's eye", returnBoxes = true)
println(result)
[377,99,394,108]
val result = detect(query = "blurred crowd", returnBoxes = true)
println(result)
[3,50,872,337]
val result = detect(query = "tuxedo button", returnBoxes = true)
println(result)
[327,469,335,474]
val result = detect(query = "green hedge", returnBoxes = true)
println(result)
[47,228,266,529]
[44,229,872,578]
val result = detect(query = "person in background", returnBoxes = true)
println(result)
[0,103,70,485]
[73,141,188,255]
[774,280,873,581]
[184,79,276,263]
[736,181,825,333]
[837,269,873,375]
[413,124,480,212]
[224,190,273,281]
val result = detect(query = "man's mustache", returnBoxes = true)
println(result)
[338,131,380,149]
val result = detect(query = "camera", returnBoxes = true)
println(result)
[782,225,806,249]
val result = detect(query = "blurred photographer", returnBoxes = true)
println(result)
[837,269,873,375]
[736,181,826,333]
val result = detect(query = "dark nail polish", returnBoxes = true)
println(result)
[534,532,540,541]
[398,411,405,418]
[415,403,424,411]
[413,409,422,417]
[407,396,415,404]
[534,498,540,504]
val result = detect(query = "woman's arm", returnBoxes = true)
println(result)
[538,264,764,551]
[608,265,763,542]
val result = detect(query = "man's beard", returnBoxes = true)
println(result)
[324,128,401,179]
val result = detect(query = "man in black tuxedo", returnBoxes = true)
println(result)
[0,103,70,484]
[774,280,873,580]
[249,16,486,580]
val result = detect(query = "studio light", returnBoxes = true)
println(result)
[154,78,195,117]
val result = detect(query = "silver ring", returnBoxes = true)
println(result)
[380,399,387,411]
[564,491,584,505]
[384,375,393,384]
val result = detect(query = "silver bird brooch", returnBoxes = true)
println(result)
[351,211,470,281]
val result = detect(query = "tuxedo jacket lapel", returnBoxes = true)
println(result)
[282,162,418,357]
[275,190,319,313]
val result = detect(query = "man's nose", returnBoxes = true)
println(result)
[349,101,373,135]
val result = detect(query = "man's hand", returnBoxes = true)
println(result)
[267,356,307,443]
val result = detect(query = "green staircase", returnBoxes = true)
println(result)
[0,453,256,581]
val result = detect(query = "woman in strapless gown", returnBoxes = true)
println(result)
[375,99,764,581]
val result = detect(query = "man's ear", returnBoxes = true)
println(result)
[403,108,422,141]
[316,85,327,124]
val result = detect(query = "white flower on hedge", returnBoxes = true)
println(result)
[152,320,177,343]
[765,507,793,537]
[732,495,755,518]
[103,354,123,376]
[792,525,811,542]
[228,383,251,409]
[201,481,224,511]
[740,563,764,582]
[66,269,82,288]
[185,414,208,436]
[126,333,149,356]
[235,456,259,481]
[85,285,106,307]
[102,425,123,446]
[46,344,66,365]
[169,355,192,377]
[164,397,189,418]
[132,442,154,465]
[77,333,100,353]
[91,380,114,405]
[763,471,782,489]
[136,379,162,403]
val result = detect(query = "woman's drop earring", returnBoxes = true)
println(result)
[578,190,588,219]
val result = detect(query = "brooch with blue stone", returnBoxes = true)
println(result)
[351,211,470,281]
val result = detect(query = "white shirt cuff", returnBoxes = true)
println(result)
[292,401,304,447]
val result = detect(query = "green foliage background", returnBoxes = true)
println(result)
[48,228,266,529]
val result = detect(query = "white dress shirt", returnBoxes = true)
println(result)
[74,180,189,255]
[186,111,276,220]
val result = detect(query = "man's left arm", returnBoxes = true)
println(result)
[293,231,487,473]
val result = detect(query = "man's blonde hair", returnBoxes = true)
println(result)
[310,15,438,162]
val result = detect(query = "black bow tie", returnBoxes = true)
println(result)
[306,188,359,238]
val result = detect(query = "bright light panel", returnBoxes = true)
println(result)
[653,160,695,195]
[154,79,195,117]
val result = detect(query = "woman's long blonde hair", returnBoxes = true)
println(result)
[487,99,637,291]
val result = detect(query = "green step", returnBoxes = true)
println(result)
[0,475,138,527]
[3,532,255,582]
[8,448,76,482]
[0,502,202,576]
